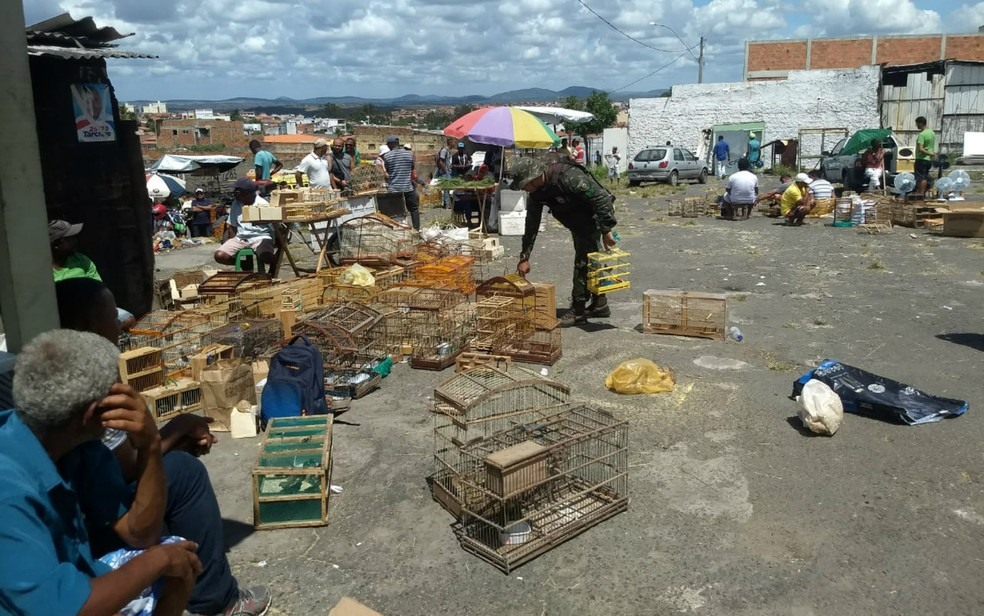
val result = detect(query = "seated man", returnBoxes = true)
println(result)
[213,178,276,274]
[49,219,137,330]
[55,277,272,616]
[781,173,815,225]
[0,329,200,616]
[756,174,792,216]
[723,158,759,220]
[807,170,834,200]
[862,139,885,190]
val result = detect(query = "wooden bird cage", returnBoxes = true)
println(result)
[141,378,204,422]
[240,278,323,319]
[197,271,272,304]
[408,255,477,295]
[253,415,334,530]
[375,284,423,308]
[472,296,535,353]
[304,302,385,364]
[409,302,476,371]
[118,347,165,392]
[338,213,415,266]
[642,290,728,340]
[586,248,630,295]
[290,321,360,367]
[129,311,213,379]
[349,164,387,196]
[499,325,562,366]
[431,365,571,478]
[447,405,628,573]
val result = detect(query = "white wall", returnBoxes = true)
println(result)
[629,66,881,168]
[603,127,628,172]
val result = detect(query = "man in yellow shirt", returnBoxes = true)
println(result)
[780,173,815,225]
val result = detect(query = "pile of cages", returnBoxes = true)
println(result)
[338,213,415,266]
[430,365,571,481]
[129,310,213,379]
[447,405,629,573]
[348,164,387,196]
[410,302,475,371]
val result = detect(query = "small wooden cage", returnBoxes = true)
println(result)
[118,347,165,392]
[587,248,630,295]
[409,255,477,295]
[338,213,415,266]
[499,325,562,366]
[140,378,204,422]
[303,302,385,364]
[642,290,728,340]
[252,415,333,530]
[476,275,537,328]
[129,311,213,378]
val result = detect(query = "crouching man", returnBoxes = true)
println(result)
[0,330,201,615]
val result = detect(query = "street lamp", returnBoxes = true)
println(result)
[650,22,704,84]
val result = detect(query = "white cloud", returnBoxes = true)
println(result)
[21,0,975,102]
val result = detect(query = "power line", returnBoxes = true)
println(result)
[609,51,691,93]
[575,0,691,54]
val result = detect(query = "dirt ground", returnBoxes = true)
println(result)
[157,176,984,615]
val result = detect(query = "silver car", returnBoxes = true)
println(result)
[627,146,708,186]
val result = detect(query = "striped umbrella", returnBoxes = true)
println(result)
[444,106,560,149]
[146,173,186,198]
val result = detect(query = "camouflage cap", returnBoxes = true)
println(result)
[509,158,546,191]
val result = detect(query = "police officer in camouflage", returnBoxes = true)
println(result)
[511,157,618,327]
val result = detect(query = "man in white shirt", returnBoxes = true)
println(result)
[723,158,759,220]
[294,139,331,188]
[213,179,275,273]
[807,170,834,199]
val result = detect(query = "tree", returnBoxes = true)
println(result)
[562,95,583,112]
[564,90,617,139]
[230,108,243,121]
[452,104,476,119]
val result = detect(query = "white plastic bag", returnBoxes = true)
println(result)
[797,379,843,436]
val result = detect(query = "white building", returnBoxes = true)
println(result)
[194,108,215,119]
[142,100,167,115]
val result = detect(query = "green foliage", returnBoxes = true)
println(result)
[314,103,392,125]
[230,108,243,121]
[768,163,797,178]
[563,91,618,139]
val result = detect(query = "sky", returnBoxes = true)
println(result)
[23,0,983,102]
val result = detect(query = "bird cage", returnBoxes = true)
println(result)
[141,378,204,422]
[448,405,629,573]
[304,302,385,364]
[474,275,538,346]
[408,255,477,295]
[290,321,360,367]
[586,248,630,295]
[375,285,423,308]
[431,365,571,478]
[118,347,165,392]
[473,296,535,353]
[409,302,475,371]
[129,310,213,379]
[349,164,387,196]
[210,319,283,360]
[362,303,405,357]
[499,325,562,366]
[197,271,272,305]
[642,290,728,340]
[338,213,415,266]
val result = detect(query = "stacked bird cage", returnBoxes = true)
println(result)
[303,302,385,365]
[129,310,213,379]
[449,405,629,573]
[498,326,562,366]
[476,276,537,329]
[431,365,571,482]
[349,164,387,196]
[405,290,475,370]
[642,290,728,340]
[409,255,477,295]
[338,214,415,266]
[197,271,272,306]
[375,284,423,308]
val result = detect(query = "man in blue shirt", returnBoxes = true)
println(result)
[0,330,201,615]
[248,139,282,184]
[713,135,730,179]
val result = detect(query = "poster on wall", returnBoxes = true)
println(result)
[71,83,116,143]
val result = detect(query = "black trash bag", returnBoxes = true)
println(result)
[792,360,968,426]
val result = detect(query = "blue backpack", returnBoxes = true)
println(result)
[261,335,329,429]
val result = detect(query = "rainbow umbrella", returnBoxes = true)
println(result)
[444,106,560,149]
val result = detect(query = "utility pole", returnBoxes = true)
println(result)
[698,36,705,84]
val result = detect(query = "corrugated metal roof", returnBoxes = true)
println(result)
[26,44,155,60]
[26,13,132,46]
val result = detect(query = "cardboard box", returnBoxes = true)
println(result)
[942,210,984,238]
[241,206,283,222]
[329,597,383,616]
[190,344,236,381]
[532,282,557,330]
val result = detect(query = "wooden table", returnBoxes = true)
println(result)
[444,184,496,234]
[250,210,349,278]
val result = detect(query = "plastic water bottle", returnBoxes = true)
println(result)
[729,326,743,342]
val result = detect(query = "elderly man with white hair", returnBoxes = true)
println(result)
[0,330,203,615]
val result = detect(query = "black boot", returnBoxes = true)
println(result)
[559,301,587,328]
[585,295,611,318]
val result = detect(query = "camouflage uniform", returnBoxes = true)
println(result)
[520,161,618,307]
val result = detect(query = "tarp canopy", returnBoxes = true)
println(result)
[515,106,595,125]
[148,154,245,175]
[840,129,892,156]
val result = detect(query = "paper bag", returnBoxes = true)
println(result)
[251,360,269,386]
[201,359,255,431]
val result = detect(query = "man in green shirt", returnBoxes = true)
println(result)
[914,116,935,196]
[50,220,135,329]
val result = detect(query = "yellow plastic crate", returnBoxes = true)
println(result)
[587,247,630,295]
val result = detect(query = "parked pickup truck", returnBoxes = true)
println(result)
[819,135,907,192]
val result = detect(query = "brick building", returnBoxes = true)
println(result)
[156,119,248,150]
[744,30,984,80]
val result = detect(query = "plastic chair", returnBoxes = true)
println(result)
[235,248,256,272]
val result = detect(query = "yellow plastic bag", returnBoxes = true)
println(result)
[339,263,375,287]
[605,358,675,394]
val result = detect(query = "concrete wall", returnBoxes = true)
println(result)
[747,32,984,80]
[157,119,247,149]
[628,66,881,168]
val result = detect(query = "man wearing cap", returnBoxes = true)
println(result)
[511,158,618,327]
[451,142,472,177]
[381,135,420,230]
[781,173,815,225]
[49,220,136,329]
[747,132,761,166]
[295,139,331,189]
[189,188,214,238]
[213,179,276,272]
[328,138,354,192]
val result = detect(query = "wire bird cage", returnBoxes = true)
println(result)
[431,365,571,479]
[290,320,360,368]
[129,311,213,379]
[408,255,477,295]
[338,213,415,266]
[349,163,387,196]
[197,271,273,305]
[642,290,728,340]
[473,296,534,352]
[409,301,475,371]
[442,405,628,573]
[303,302,386,365]
[476,275,537,337]
[498,325,562,366]
[240,277,323,318]
[586,248,630,295]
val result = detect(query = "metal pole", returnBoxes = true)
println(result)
[698,37,705,84]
